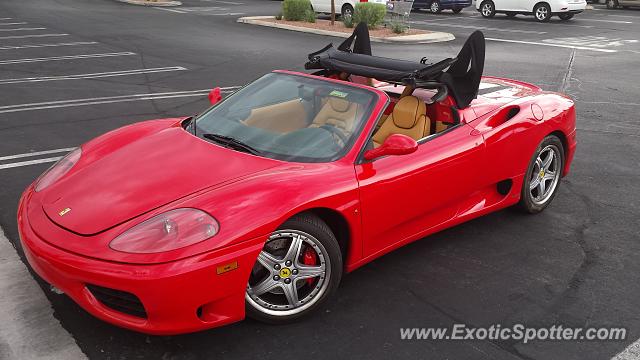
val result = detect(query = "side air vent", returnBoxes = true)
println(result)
[487,105,520,127]
[497,179,513,195]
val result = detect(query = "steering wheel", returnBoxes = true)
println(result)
[319,124,348,147]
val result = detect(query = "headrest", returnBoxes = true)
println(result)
[328,96,351,112]
[392,96,426,129]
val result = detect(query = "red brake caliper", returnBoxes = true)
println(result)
[302,246,317,286]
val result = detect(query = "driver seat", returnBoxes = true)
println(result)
[372,96,429,147]
[310,97,358,134]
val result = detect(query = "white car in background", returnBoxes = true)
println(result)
[311,0,388,17]
[476,0,586,21]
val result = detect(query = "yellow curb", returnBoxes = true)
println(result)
[237,16,455,44]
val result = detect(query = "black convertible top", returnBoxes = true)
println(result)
[305,24,486,109]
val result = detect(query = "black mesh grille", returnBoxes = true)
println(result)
[86,284,147,318]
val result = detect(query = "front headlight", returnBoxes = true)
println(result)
[109,208,219,254]
[35,147,82,192]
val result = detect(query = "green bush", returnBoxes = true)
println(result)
[282,0,313,21]
[389,21,408,34]
[342,14,354,28]
[353,3,386,29]
[275,11,283,20]
[305,8,317,22]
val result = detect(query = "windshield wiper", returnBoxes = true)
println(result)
[202,133,262,156]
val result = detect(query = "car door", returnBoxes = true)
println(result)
[355,124,485,257]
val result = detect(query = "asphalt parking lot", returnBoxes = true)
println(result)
[0,0,639,359]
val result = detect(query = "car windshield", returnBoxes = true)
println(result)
[193,72,378,163]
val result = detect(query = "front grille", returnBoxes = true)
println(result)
[86,284,147,318]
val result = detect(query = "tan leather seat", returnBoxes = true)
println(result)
[311,97,358,134]
[372,96,430,147]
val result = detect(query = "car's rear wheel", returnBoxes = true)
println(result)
[533,3,552,22]
[558,13,574,20]
[245,214,343,323]
[430,0,442,13]
[341,3,354,18]
[518,135,565,214]
[606,0,618,8]
[452,7,463,13]
[480,1,496,17]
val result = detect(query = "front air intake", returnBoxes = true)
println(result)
[86,284,147,319]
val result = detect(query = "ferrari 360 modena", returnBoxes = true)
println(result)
[18,28,576,334]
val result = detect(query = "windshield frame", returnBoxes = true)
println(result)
[191,71,386,164]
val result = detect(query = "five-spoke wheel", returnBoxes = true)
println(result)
[519,135,564,213]
[246,214,342,323]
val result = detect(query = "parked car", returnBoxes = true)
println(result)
[413,0,473,13]
[477,0,586,21]
[310,0,388,17]
[606,0,638,9]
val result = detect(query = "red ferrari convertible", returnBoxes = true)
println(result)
[18,29,576,334]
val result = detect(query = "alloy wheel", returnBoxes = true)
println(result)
[535,5,549,21]
[528,144,561,205]
[246,230,330,316]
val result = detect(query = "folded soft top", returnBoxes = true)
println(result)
[304,23,485,109]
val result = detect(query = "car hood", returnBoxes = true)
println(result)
[41,125,280,235]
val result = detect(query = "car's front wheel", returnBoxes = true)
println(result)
[518,135,565,214]
[245,214,343,323]
[533,3,552,22]
[480,1,496,17]
[341,3,354,18]
[430,0,442,13]
[558,13,574,20]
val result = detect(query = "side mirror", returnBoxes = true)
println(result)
[208,87,222,105]
[363,134,418,161]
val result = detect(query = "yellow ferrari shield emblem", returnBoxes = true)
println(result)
[58,208,71,217]
[279,268,292,278]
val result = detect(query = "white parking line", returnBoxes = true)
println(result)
[0,156,63,170]
[0,22,27,25]
[0,27,47,32]
[410,21,547,34]
[0,52,136,65]
[0,18,12,20]
[0,87,240,114]
[0,66,188,85]
[154,7,187,13]
[0,33,68,40]
[0,147,75,162]
[0,41,99,50]
[578,18,632,24]
[486,37,618,52]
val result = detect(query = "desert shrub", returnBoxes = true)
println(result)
[342,14,354,28]
[389,21,408,34]
[353,3,386,29]
[305,8,317,22]
[283,0,313,21]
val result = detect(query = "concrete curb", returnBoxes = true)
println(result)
[116,0,182,6]
[237,16,455,44]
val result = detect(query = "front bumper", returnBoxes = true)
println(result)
[18,187,265,335]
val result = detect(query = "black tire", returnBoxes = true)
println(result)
[533,2,552,22]
[429,0,442,13]
[341,3,354,18]
[506,11,517,17]
[606,0,618,8]
[518,135,565,214]
[245,214,343,324]
[480,0,496,17]
[452,7,463,13]
[559,13,574,20]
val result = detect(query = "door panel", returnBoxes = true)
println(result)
[356,124,485,257]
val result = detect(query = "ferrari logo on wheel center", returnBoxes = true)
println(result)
[279,268,292,278]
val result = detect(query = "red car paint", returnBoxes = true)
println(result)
[18,71,576,335]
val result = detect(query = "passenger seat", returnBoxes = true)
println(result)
[372,96,430,147]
